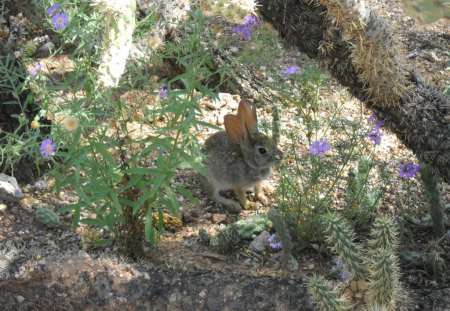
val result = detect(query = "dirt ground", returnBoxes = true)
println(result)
[1,0,449,310]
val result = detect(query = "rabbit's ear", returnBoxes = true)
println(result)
[224,114,248,144]
[238,99,257,132]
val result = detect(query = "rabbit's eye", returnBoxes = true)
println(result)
[258,147,267,154]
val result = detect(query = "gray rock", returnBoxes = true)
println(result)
[16,295,25,303]
[0,174,23,202]
[249,230,271,253]
[0,203,7,212]
[78,250,90,259]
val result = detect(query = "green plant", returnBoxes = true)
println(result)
[268,208,293,266]
[204,213,272,253]
[344,157,383,227]
[420,166,445,237]
[307,274,352,311]
[274,65,386,241]
[35,208,61,228]
[309,213,402,310]
[17,4,236,258]
[323,212,365,279]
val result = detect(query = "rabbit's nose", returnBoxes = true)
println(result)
[273,149,283,161]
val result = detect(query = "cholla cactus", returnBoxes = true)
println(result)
[92,0,136,88]
[323,212,365,279]
[401,0,450,24]
[205,0,257,19]
[421,166,445,237]
[366,249,402,310]
[319,0,410,106]
[35,208,61,228]
[308,274,352,311]
[368,215,399,251]
[365,304,389,311]
[268,209,293,265]
[0,246,18,278]
[322,213,403,309]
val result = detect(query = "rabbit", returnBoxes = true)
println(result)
[203,99,282,213]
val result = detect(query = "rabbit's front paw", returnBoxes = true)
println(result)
[245,201,259,210]
[256,194,269,206]
[254,183,269,206]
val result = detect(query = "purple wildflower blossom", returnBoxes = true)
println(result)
[283,66,301,80]
[243,15,258,25]
[158,87,168,99]
[47,4,60,16]
[368,128,383,144]
[28,63,43,76]
[367,113,384,144]
[234,15,259,40]
[40,138,56,158]
[367,113,384,130]
[309,139,331,158]
[332,260,351,282]
[399,163,420,179]
[268,233,283,250]
[52,12,69,30]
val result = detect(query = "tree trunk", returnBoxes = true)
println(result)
[257,0,450,183]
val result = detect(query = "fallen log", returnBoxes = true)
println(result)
[258,0,450,182]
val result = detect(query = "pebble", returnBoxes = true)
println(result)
[211,213,227,224]
[0,203,7,212]
[78,250,90,259]
[38,259,46,265]
[16,295,25,303]
[249,230,271,253]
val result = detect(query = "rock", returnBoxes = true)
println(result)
[218,93,240,111]
[78,250,90,259]
[38,259,46,266]
[211,213,227,224]
[16,295,25,303]
[423,51,440,63]
[249,230,271,253]
[0,203,7,212]
[0,174,24,202]
[36,41,55,57]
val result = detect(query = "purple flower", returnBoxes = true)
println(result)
[309,139,330,158]
[368,128,383,144]
[234,15,259,40]
[268,233,283,250]
[399,163,420,179]
[332,260,351,281]
[52,12,69,30]
[244,15,259,25]
[28,63,43,76]
[158,87,168,99]
[40,138,56,158]
[367,113,384,144]
[47,4,60,16]
[367,113,384,130]
[283,66,301,80]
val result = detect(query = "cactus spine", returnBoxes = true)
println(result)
[323,212,365,279]
[366,215,401,310]
[308,274,352,311]
[319,0,410,106]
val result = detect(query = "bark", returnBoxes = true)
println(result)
[257,0,450,183]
